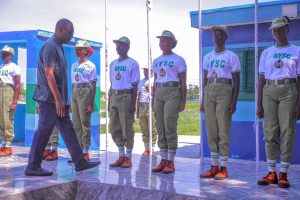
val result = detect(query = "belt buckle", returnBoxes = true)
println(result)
[213,78,217,84]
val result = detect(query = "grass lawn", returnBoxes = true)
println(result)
[100,101,200,136]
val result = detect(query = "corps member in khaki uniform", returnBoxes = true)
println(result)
[137,66,157,155]
[109,36,140,168]
[257,16,300,188]
[152,30,187,174]
[200,26,240,180]
[70,40,97,162]
[0,45,21,157]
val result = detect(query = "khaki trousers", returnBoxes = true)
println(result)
[204,83,232,157]
[263,83,298,162]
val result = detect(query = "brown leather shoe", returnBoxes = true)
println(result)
[0,147,12,157]
[152,159,167,172]
[43,150,52,160]
[45,151,58,161]
[162,161,175,174]
[257,172,278,185]
[121,157,132,168]
[109,156,126,167]
[278,172,290,188]
[200,165,220,178]
[83,153,90,161]
[214,166,228,180]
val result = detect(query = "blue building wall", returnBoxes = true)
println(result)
[190,0,300,163]
[0,30,102,150]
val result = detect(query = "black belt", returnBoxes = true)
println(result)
[155,81,179,88]
[208,78,232,85]
[72,83,90,88]
[267,78,297,85]
[111,89,132,94]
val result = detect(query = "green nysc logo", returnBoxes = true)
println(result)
[208,60,225,68]
[115,66,126,71]
[74,68,84,73]
[155,61,174,68]
[0,70,9,76]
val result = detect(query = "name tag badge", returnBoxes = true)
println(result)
[274,58,284,69]
[116,72,122,80]
[75,73,79,81]
[159,68,166,77]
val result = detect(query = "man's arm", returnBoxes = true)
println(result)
[178,72,187,112]
[200,71,208,113]
[136,92,141,118]
[130,83,138,114]
[293,76,300,119]
[228,72,240,114]
[86,81,96,113]
[45,67,65,117]
[256,74,266,118]
[10,76,21,111]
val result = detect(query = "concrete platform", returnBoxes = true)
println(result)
[1,146,300,199]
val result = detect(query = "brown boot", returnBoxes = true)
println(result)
[257,172,278,185]
[152,159,167,172]
[43,150,52,159]
[143,150,150,156]
[0,147,12,157]
[200,165,219,178]
[278,172,290,188]
[162,161,175,174]
[45,150,58,161]
[121,157,132,168]
[214,166,228,180]
[83,153,90,161]
[110,156,126,167]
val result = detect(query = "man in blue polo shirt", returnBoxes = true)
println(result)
[25,19,100,176]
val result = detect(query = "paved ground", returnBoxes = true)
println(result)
[99,133,200,159]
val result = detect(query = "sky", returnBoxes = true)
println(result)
[0,0,275,88]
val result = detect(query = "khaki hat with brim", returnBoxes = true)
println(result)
[269,16,289,29]
[156,30,177,49]
[113,36,130,46]
[75,40,91,48]
[212,25,229,37]
[142,65,148,69]
[1,45,14,55]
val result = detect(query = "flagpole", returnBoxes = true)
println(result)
[146,0,153,189]
[146,0,153,156]
[198,0,203,162]
[105,0,109,152]
[254,0,259,165]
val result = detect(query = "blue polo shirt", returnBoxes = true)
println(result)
[33,36,69,105]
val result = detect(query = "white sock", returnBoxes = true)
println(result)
[160,149,168,160]
[220,156,228,167]
[211,152,219,166]
[126,149,132,158]
[280,162,290,173]
[51,146,58,151]
[119,147,125,157]
[168,150,176,161]
[267,159,276,172]
[83,148,89,154]
[45,146,51,151]
[6,142,11,147]
[145,143,150,151]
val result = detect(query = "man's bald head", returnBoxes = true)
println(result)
[55,18,72,31]
[54,18,74,44]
